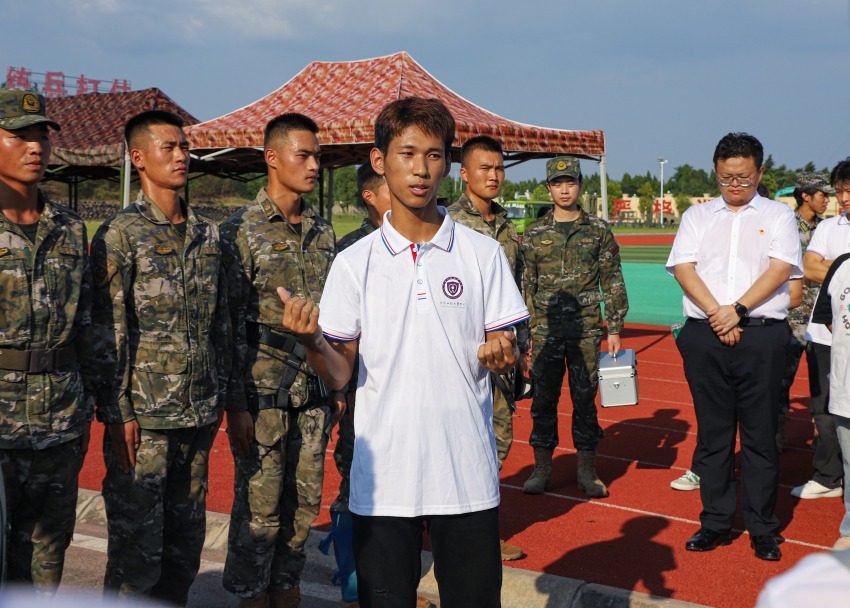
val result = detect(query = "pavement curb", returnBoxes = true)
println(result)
[75,489,709,608]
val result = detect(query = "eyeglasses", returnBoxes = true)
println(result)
[717,174,756,188]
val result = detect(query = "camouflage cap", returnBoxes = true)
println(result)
[796,171,834,194]
[0,89,60,131]
[546,156,581,182]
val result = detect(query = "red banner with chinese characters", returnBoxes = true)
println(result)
[4,66,130,97]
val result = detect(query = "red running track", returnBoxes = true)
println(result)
[615,234,675,246]
[79,323,842,608]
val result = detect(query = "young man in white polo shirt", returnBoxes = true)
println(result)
[811,159,850,550]
[797,158,850,502]
[277,97,528,607]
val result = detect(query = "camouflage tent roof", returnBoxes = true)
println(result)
[186,51,605,172]
[46,88,198,169]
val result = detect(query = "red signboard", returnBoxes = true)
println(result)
[612,199,631,217]
[653,200,673,215]
[4,66,130,97]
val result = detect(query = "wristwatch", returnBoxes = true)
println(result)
[734,302,749,319]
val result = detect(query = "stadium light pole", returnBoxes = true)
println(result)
[657,158,668,227]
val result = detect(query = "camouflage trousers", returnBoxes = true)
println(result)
[529,333,604,452]
[779,332,807,416]
[0,439,81,596]
[102,424,214,606]
[224,404,330,598]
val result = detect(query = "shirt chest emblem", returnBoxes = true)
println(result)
[273,243,290,252]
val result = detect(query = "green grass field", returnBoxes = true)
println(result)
[619,245,672,264]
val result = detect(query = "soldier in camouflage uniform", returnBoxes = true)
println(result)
[778,172,832,452]
[521,157,628,499]
[0,89,95,595]
[221,113,340,608]
[91,110,229,606]
[447,135,527,561]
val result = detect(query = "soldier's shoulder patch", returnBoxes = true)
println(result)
[272,242,289,252]
[155,245,174,255]
[0,247,9,258]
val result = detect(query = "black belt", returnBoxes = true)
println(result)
[688,317,783,326]
[0,346,76,372]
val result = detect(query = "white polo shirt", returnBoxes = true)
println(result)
[812,253,850,417]
[666,195,802,319]
[804,214,850,346]
[319,208,529,517]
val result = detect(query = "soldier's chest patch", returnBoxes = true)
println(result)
[155,245,175,255]
[272,242,289,252]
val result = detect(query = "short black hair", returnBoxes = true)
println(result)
[356,163,385,208]
[793,187,819,207]
[461,136,503,167]
[374,97,456,157]
[124,110,184,149]
[713,132,764,168]
[831,157,850,187]
[264,113,319,149]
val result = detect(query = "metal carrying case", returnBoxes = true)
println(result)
[598,349,638,407]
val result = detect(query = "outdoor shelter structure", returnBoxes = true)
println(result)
[44,88,199,208]
[186,51,610,219]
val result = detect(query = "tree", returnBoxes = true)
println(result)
[531,184,550,201]
[501,181,518,202]
[637,181,655,222]
[606,179,623,218]
[674,191,692,217]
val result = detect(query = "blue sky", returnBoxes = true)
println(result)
[2,0,848,182]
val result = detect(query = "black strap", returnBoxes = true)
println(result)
[0,345,76,372]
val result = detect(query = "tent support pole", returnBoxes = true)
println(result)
[326,167,335,222]
[600,155,608,222]
[122,145,132,208]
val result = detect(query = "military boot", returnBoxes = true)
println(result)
[269,587,301,608]
[576,450,609,498]
[523,448,553,494]
[239,593,270,608]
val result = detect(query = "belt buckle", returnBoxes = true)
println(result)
[29,349,54,373]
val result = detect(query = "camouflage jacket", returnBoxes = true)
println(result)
[448,194,529,352]
[90,192,230,429]
[447,195,522,281]
[0,192,96,449]
[787,211,823,338]
[221,188,336,412]
[521,209,628,338]
[337,217,376,252]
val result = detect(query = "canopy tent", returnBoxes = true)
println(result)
[187,51,610,218]
[44,88,199,207]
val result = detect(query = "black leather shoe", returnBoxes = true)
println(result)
[685,527,732,551]
[751,535,782,561]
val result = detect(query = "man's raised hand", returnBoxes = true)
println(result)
[277,287,322,347]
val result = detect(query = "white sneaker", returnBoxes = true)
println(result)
[833,536,850,551]
[791,480,843,499]
[670,470,700,491]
